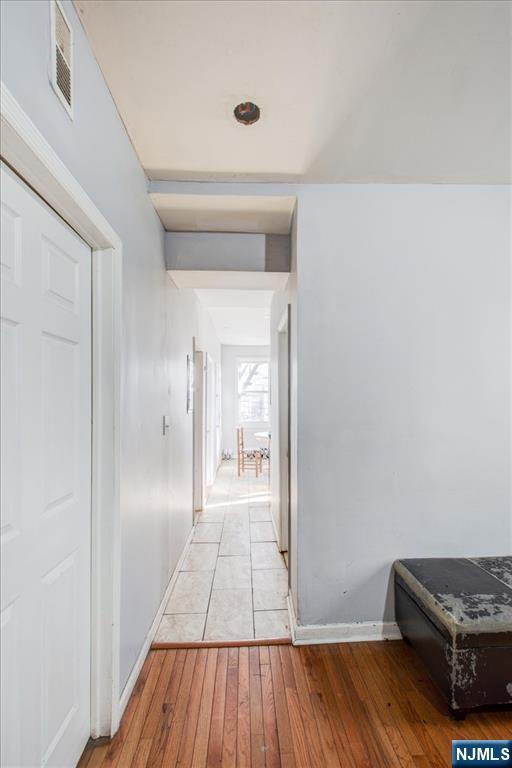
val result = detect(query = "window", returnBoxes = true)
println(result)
[238,359,269,423]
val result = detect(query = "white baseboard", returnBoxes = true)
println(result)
[287,596,402,645]
[118,525,195,718]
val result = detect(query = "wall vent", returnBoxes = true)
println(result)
[51,0,73,116]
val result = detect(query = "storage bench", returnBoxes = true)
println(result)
[394,556,512,718]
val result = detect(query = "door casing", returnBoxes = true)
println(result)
[277,306,291,555]
[193,349,206,515]
[1,164,93,767]
[1,82,123,737]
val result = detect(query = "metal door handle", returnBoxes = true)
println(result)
[163,416,170,435]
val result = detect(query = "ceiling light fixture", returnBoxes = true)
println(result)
[234,101,260,125]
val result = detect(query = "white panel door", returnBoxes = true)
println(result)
[1,165,92,768]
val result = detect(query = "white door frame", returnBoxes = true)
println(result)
[1,82,122,737]
[205,352,217,493]
[193,349,206,516]
[277,306,291,553]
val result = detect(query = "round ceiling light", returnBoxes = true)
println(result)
[233,101,260,125]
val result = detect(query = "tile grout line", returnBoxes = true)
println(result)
[201,490,224,641]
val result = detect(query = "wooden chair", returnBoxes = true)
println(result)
[237,427,262,477]
[254,431,271,478]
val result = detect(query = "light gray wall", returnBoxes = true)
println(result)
[0,0,220,690]
[221,345,270,455]
[166,231,290,272]
[265,234,291,272]
[166,287,221,569]
[295,184,511,626]
[166,232,265,271]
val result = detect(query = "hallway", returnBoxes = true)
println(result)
[155,461,290,644]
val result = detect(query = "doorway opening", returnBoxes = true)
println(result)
[155,285,290,644]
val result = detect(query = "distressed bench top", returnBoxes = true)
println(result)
[394,557,512,647]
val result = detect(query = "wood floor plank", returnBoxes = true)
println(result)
[336,643,402,768]
[87,746,110,768]
[98,652,157,768]
[327,644,389,768]
[288,646,326,768]
[192,648,219,768]
[375,643,450,768]
[249,646,266,768]
[320,645,376,768]
[237,647,252,768]
[269,645,296,767]
[131,739,152,768]
[206,647,228,768]
[259,646,281,768]
[279,646,311,768]
[298,646,342,768]
[299,645,352,768]
[346,643,416,768]
[359,643,425,759]
[160,649,199,768]
[175,648,208,767]
[80,642,511,768]
[116,652,167,768]
[222,648,239,768]
[141,650,177,740]
[146,649,187,768]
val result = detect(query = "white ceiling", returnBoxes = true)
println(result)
[75,0,510,184]
[150,193,295,233]
[195,290,273,346]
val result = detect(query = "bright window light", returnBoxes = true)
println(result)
[237,359,269,423]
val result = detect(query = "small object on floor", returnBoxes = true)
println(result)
[394,556,512,718]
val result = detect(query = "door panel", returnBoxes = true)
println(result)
[0,164,91,768]
[41,554,79,766]
[42,333,77,510]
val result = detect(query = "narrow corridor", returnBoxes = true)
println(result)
[155,461,290,643]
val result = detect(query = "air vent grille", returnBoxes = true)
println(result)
[56,47,71,106]
[52,1,72,112]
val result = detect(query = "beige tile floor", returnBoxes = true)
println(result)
[155,460,290,643]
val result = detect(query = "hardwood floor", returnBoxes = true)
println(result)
[78,640,511,768]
